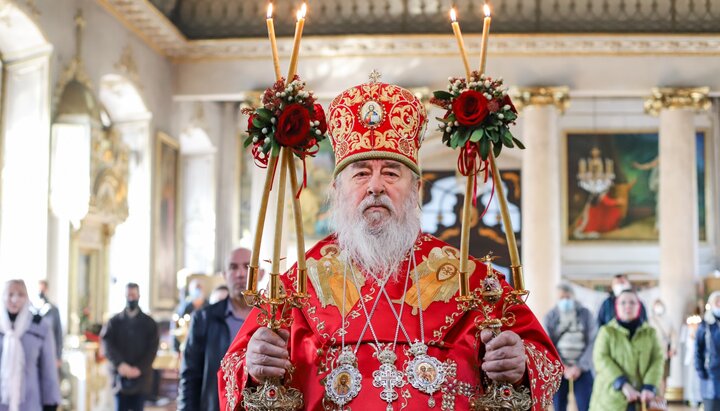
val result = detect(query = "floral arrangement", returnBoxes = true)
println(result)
[243,75,327,168]
[431,71,524,175]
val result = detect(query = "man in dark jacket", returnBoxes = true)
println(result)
[177,247,253,411]
[101,283,159,411]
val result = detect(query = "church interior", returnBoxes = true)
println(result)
[0,0,718,409]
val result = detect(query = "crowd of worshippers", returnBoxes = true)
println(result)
[2,264,719,411]
[544,274,720,411]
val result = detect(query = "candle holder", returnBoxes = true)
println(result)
[456,253,532,411]
[241,287,309,410]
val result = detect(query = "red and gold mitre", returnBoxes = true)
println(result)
[327,73,427,177]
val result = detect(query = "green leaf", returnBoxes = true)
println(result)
[271,142,280,157]
[504,112,517,122]
[243,136,254,148]
[470,128,485,143]
[433,90,454,100]
[450,130,461,148]
[501,129,514,148]
[493,141,503,158]
[488,129,500,143]
[479,138,490,160]
[512,137,526,149]
[256,108,273,122]
[459,127,472,146]
[252,116,265,129]
[436,116,453,124]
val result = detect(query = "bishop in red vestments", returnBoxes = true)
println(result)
[219,79,562,410]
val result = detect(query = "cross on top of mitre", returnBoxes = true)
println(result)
[368,69,382,83]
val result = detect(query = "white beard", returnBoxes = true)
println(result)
[330,184,421,281]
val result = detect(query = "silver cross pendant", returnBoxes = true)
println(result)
[372,349,405,410]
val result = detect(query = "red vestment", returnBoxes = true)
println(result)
[218,234,562,410]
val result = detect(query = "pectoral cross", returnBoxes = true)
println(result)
[372,349,405,410]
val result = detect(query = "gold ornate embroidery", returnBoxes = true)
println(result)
[401,246,476,315]
[440,359,478,411]
[220,351,244,411]
[524,342,563,410]
[307,245,365,315]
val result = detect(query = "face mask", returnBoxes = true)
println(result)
[558,298,574,312]
[189,288,202,299]
[712,307,720,318]
[612,283,631,297]
[126,299,139,311]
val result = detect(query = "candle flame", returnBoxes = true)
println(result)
[484,3,491,17]
[449,8,457,22]
[297,2,307,20]
[267,2,273,19]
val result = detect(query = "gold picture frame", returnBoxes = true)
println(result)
[152,131,181,311]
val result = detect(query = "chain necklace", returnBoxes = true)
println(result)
[349,259,412,411]
[404,251,446,408]
[324,258,396,409]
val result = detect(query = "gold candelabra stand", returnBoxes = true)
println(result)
[240,283,308,411]
[457,254,532,411]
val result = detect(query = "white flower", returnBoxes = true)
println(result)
[275,92,281,97]
[262,128,268,134]
[469,77,476,82]
[314,120,320,126]
[270,117,276,124]
[498,113,504,119]
[448,76,453,81]
[315,129,321,135]
[252,137,258,143]
[503,105,510,110]
[485,94,492,100]
[484,80,491,87]
[439,123,446,129]
[454,121,459,126]
[288,96,294,101]
[280,92,286,97]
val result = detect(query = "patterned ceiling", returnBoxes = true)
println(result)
[146,0,720,40]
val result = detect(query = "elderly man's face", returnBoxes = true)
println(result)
[337,159,419,230]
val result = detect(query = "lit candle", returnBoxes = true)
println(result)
[287,2,306,82]
[266,3,282,81]
[478,3,492,75]
[450,8,472,80]
[578,158,587,175]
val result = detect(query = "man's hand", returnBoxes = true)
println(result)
[563,365,581,381]
[246,328,292,382]
[128,366,141,379]
[117,362,132,377]
[480,329,526,384]
[621,383,640,402]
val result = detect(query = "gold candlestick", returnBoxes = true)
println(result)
[478,3,492,75]
[287,3,306,82]
[450,8,472,80]
[266,3,282,81]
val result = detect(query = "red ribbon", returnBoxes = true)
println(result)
[290,141,320,199]
[457,141,491,208]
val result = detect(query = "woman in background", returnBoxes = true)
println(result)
[696,291,720,411]
[590,289,664,411]
[0,279,60,411]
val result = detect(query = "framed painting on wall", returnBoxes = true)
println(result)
[420,169,522,278]
[152,132,180,311]
[565,130,707,242]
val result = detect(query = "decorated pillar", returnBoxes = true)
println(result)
[645,87,711,400]
[514,87,569,317]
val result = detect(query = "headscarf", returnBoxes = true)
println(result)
[0,282,32,411]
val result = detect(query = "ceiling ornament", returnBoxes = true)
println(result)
[643,87,711,116]
[97,0,720,61]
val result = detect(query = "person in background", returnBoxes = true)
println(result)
[0,279,60,411]
[590,289,663,411]
[36,280,63,367]
[647,298,676,395]
[173,279,208,352]
[208,285,229,305]
[177,247,253,411]
[597,274,647,327]
[544,282,596,411]
[695,291,720,411]
[101,283,159,411]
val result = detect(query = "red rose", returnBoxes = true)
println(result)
[502,95,518,113]
[311,104,327,135]
[276,104,311,147]
[452,90,489,126]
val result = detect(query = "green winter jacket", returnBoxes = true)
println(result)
[589,319,664,411]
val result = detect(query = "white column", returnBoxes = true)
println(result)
[515,87,569,317]
[215,102,239,271]
[646,87,710,400]
[0,55,51,283]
